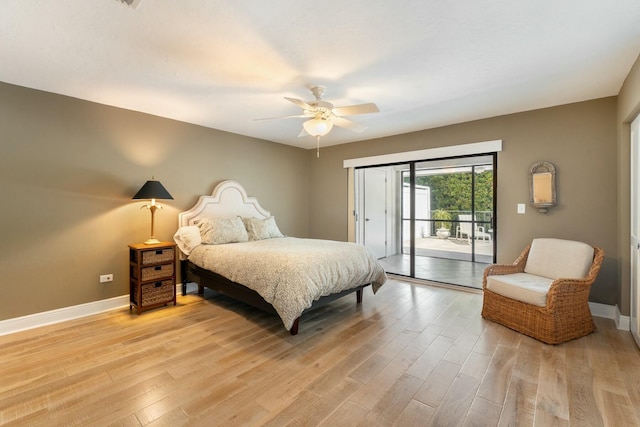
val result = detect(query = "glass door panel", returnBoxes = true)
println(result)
[356,165,410,276]
[473,163,495,264]
[355,154,495,289]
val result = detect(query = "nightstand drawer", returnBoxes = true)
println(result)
[129,242,177,314]
[130,247,175,265]
[132,263,174,281]
[132,279,174,307]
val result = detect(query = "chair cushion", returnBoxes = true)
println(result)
[524,238,594,280]
[486,272,553,306]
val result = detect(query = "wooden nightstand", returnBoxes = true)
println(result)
[129,242,177,314]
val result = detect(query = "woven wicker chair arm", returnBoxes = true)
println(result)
[512,244,531,268]
[548,276,593,289]
[485,263,525,276]
[546,246,604,308]
[482,263,525,290]
[546,277,593,309]
[482,244,531,290]
[587,247,605,280]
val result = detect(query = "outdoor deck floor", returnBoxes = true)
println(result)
[378,236,494,289]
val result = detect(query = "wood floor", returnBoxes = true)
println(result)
[2,278,640,426]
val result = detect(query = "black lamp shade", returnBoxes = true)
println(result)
[132,180,173,200]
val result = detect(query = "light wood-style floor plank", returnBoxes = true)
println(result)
[1,278,639,426]
[498,376,538,426]
[394,399,436,427]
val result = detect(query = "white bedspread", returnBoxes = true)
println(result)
[188,237,387,330]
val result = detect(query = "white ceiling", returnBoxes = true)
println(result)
[2,1,640,149]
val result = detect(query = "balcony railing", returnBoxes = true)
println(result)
[403,210,493,237]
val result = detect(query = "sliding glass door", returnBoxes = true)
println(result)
[355,154,496,288]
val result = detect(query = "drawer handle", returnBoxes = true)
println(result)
[154,282,163,288]
[155,266,162,271]
[155,250,163,255]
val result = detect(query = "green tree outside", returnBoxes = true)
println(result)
[404,168,493,224]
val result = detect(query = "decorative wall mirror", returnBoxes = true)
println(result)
[529,161,556,213]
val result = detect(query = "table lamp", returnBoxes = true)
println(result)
[132,178,173,245]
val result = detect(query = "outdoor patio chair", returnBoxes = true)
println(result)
[481,238,604,344]
[456,214,491,243]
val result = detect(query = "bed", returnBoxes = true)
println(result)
[174,180,387,335]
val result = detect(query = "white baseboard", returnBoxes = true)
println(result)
[589,302,630,331]
[0,284,190,337]
[615,305,631,331]
[0,294,129,337]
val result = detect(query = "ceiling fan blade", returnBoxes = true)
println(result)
[333,116,368,133]
[285,97,313,110]
[297,128,308,137]
[254,114,307,121]
[332,103,379,116]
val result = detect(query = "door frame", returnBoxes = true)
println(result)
[346,140,502,243]
[630,114,640,347]
[350,149,498,286]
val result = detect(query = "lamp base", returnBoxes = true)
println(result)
[144,238,161,245]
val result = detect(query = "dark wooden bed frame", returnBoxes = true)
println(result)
[180,260,369,335]
[177,180,374,335]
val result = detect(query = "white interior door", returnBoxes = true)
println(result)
[364,168,387,259]
[631,114,640,348]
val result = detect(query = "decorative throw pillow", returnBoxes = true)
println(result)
[197,217,249,244]
[243,216,284,240]
[242,217,267,240]
[263,216,284,238]
[173,225,202,255]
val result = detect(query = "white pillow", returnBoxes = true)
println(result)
[525,238,594,279]
[197,217,249,245]
[263,216,284,238]
[173,225,201,255]
[242,217,268,240]
[243,216,284,241]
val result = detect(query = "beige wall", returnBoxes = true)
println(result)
[0,82,310,321]
[308,98,619,307]
[1,61,636,321]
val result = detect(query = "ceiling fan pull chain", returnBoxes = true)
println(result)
[316,136,320,158]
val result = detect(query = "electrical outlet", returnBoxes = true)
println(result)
[100,274,113,283]
[517,204,526,214]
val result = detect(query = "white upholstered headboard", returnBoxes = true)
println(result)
[178,180,271,228]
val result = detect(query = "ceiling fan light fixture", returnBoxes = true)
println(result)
[303,118,333,136]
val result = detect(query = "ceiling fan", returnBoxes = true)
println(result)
[117,0,143,7]
[257,86,379,156]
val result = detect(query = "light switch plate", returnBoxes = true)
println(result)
[517,204,526,214]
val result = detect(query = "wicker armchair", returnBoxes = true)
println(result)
[481,239,604,345]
